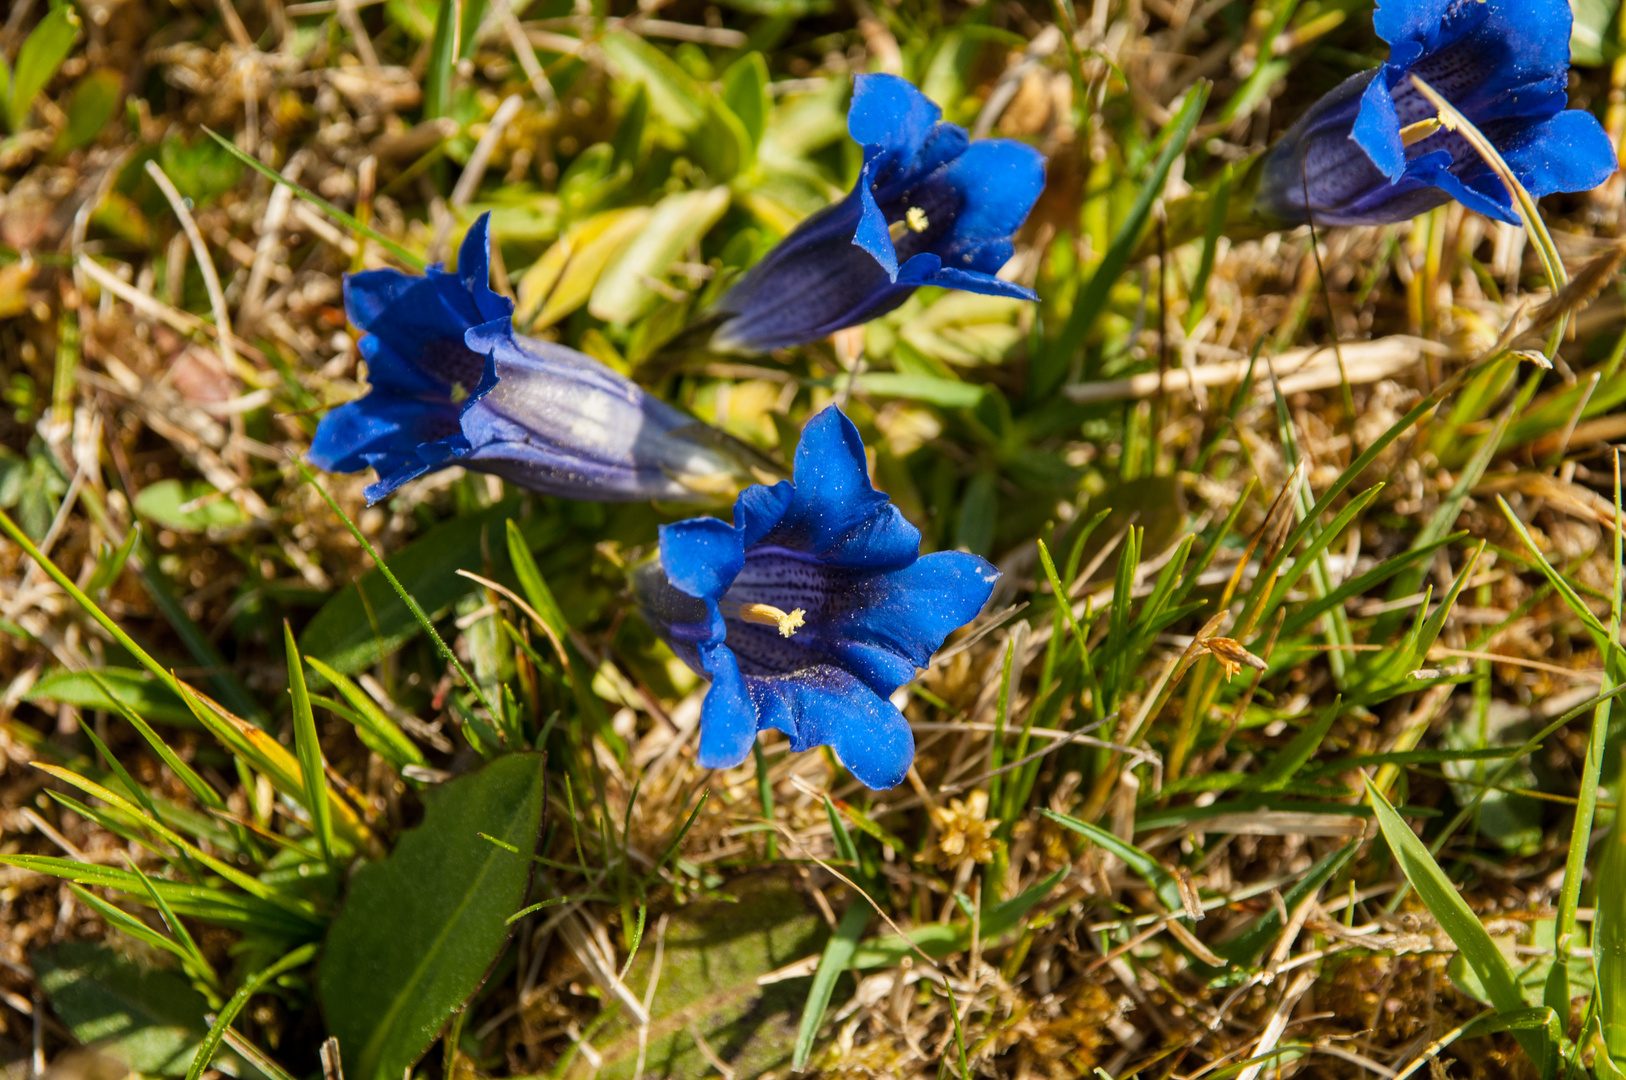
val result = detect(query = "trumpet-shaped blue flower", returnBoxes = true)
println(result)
[710,74,1046,354]
[1255,0,1616,227]
[634,407,999,790]
[309,214,750,504]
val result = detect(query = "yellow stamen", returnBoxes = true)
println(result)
[1398,117,1443,147]
[887,207,931,242]
[737,602,806,638]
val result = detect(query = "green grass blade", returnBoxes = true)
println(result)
[297,462,496,719]
[793,898,870,1071]
[202,128,425,269]
[305,658,427,769]
[1365,776,1554,1075]
[284,622,332,862]
[185,943,320,1080]
[1032,81,1210,396]
[1040,808,1182,914]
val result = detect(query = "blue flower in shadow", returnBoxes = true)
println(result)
[634,407,999,790]
[711,74,1046,353]
[1255,0,1616,226]
[309,214,750,504]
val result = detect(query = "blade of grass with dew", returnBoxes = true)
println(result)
[1032,81,1210,396]
[1365,776,1557,1076]
[284,622,332,863]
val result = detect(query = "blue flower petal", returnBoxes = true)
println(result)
[660,516,745,603]
[1407,148,1520,222]
[1353,69,1408,181]
[937,139,1047,248]
[847,73,941,159]
[1496,108,1618,198]
[307,395,461,476]
[823,551,1000,694]
[752,665,914,790]
[853,159,901,280]
[695,644,760,769]
[1374,0,1487,65]
[765,408,921,570]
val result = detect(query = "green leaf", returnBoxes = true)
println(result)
[1255,698,1341,792]
[53,68,121,154]
[849,868,1065,969]
[319,753,548,1080]
[7,5,80,132]
[1571,0,1620,64]
[721,52,770,147]
[285,622,332,862]
[599,31,707,131]
[299,500,550,676]
[588,187,730,324]
[32,943,251,1078]
[28,666,195,727]
[1033,80,1209,397]
[133,479,246,532]
[1365,777,1554,1075]
[850,371,986,408]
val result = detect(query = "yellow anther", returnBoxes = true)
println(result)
[737,602,806,637]
[1399,117,1444,147]
[905,206,929,232]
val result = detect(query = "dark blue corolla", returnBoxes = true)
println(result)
[711,74,1047,354]
[1255,0,1616,226]
[310,215,749,504]
[634,407,999,790]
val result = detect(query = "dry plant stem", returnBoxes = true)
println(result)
[143,161,243,377]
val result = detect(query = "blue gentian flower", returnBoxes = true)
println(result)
[309,214,751,504]
[1254,0,1617,227]
[633,407,999,790]
[710,74,1046,354]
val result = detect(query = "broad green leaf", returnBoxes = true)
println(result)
[850,372,985,408]
[588,187,730,324]
[319,753,548,1080]
[299,500,555,676]
[520,208,651,330]
[564,877,827,1079]
[53,68,121,154]
[1365,777,1554,1075]
[28,667,195,727]
[133,479,246,532]
[32,943,244,1078]
[1572,0,1620,64]
[721,52,771,147]
[7,6,80,132]
[599,31,707,131]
